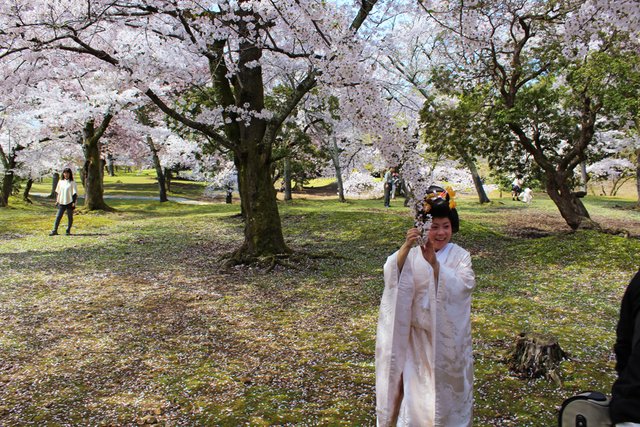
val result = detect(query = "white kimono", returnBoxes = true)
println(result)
[376,243,476,427]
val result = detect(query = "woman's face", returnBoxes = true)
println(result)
[429,217,453,252]
[63,171,70,179]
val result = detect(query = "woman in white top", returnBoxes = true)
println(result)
[376,185,476,426]
[50,168,78,236]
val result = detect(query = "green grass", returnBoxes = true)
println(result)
[0,190,639,426]
[30,170,207,200]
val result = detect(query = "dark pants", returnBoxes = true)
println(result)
[383,183,391,207]
[53,203,74,233]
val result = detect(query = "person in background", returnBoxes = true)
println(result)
[383,167,395,208]
[511,175,524,200]
[519,187,534,203]
[391,171,400,200]
[610,269,640,426]
[376,185,476,426]
[49,167,78,236]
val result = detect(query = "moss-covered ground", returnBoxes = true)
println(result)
[1,180,639,426]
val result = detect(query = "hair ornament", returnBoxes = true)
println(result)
[445,186,457,209]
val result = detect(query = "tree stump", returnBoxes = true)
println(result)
[507,332,567,386]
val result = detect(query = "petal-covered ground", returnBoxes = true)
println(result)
[1,192,639,426]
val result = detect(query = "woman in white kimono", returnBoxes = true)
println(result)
[376,185,476,427]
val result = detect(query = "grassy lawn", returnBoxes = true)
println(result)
[0,188,639,426]
[29,170,207,200]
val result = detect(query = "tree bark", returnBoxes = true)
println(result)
[236,147,290,258]
[22,178,33,203]
[165,168,172,193]
[283,157,292,201]
[0,143,19,207]
[508,332,567,386]
[0,170,12,207]
[545,170,590,230]
[145,136,168,202]
[49,172,60,198]
[82,114,113,211]
[330,136,346,203]
[457,147,490,203]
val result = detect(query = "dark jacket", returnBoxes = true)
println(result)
[610,269,640,423]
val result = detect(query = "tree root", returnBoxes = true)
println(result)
[219,248,345,273]
[577,218,630,237]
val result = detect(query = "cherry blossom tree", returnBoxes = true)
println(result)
[0,0,384,261]
[411,0,640,229]
[373,10,492,204]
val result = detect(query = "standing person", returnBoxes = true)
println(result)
[383,167,395,208]
[49,168,78,236]
[376,185,476,426]
[391,171,400,200]
[610,269,640,426]
[511,175,523,200]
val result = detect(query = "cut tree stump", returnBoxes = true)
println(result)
[507,332,567,386]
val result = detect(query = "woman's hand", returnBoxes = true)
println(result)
[397,228,421,272]
[402,228,422,250]
[420,235,437,268]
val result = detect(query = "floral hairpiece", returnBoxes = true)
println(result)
[413,186,456,246]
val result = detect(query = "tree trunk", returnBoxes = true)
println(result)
[0,159,16,207]
[0,171,11,207]
[458,147,490,203]
[331,137,346,202]
[165,168,172,192]
[0,142,18,207]
[283,157,292,201]
[49,172,60,198]
[23,178,33,203]
[236,148,290,259]
[82,115,113,211]
[545,171,590,230]
[145,136,168,202]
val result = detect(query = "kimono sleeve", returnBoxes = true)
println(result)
[439,247,475,296]
[376,250,416,426]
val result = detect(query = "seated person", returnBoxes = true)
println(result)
[610,269,640,426]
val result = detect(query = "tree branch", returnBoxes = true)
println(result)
[145,88,235,152]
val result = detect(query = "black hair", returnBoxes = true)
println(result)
[422,185,459,233]
[62,168,74,181]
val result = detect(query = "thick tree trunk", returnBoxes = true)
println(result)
[146,136,168,202]
[49,172,60,198]
[331,137,346,203]
[0,171,11,207]
[545,171,590,230]
[236,149,290,258]
[283,157,292,201]
[0,144,18,207]
[23,178,33,203]
[164,169,172,192]
[83,143,109,210]
[82,115,113,211]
